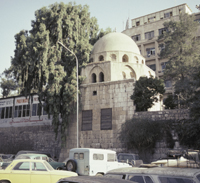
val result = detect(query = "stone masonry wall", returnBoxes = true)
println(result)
[59,79,136,161]
[0,104,189,161]
[0,125,61,159]
[60,106,190,162]
[133,109,190,162]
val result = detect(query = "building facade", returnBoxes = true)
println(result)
[59,32,164,160]
[122,4,194,95]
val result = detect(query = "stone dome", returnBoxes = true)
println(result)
[91,32,140,55]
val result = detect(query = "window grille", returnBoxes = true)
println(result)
[101,108,112,130]
[82,110,92,131]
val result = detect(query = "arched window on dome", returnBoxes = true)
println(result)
[92,73,97,83]
[142,60,144,64]
[122,54,129,62]
[99,72,104,82]
[110,54,116,61]
[134,56,138,63]
[99,55,104,61]
[122,72,126,79]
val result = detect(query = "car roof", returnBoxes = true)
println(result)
[118,153,138,156]
[70,148,116,153]
[15,150,51,157]
[58,176,134,183]
[12,159,46,163]
[107,167,200,177]
[17,153,48,158]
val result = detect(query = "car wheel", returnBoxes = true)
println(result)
[95,173,103,176]
[66,160,77,172]
[0,181,10,183]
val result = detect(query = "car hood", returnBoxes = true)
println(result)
[118,162,132,168]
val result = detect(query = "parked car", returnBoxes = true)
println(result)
[0,159,77,183]
[16,153,65,170]
[117,153,143,166]
[63,148,131,176]
[105,166,200,183]
[1,153,65,170]
[15,150,52,158]
[56,175,134,183]
[0,154,10,160]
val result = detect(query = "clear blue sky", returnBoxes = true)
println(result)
[0,0,199,75]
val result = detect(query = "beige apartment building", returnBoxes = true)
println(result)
[122,4,196,95]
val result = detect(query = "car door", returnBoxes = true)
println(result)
[106,153,118,172]
[30,162,51,183]
[10,161,31,183]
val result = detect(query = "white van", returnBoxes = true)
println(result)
[64,148,131,176]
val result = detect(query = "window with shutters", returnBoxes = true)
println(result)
[146,48,155,57]
[164,11,173,18]
[145,31,154,40]
[82,110,92,131]
[132,34,141,42]
[101,108,112,130]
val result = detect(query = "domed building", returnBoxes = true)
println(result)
[81,32,155,84]
[63,32,160,154]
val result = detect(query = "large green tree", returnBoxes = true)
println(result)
[158,13,200,106]
[118,117,174,162]
[130,76,165,111]
[6,2,111,138]
[0,76,18,98]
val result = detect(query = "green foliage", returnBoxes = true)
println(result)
[158,13,200,106]
[6,2,111,139]
[0,74,18,98]
[164,94,177,109]
[119,117,174,154]
[175,119,200,149]
[189,68,200,120]
[130,76,165,111]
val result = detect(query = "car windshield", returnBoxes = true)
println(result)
[2,155,9,159]
[44,161,54,171]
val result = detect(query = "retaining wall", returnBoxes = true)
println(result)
[0,125,61,159]
[0,109,190,162]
